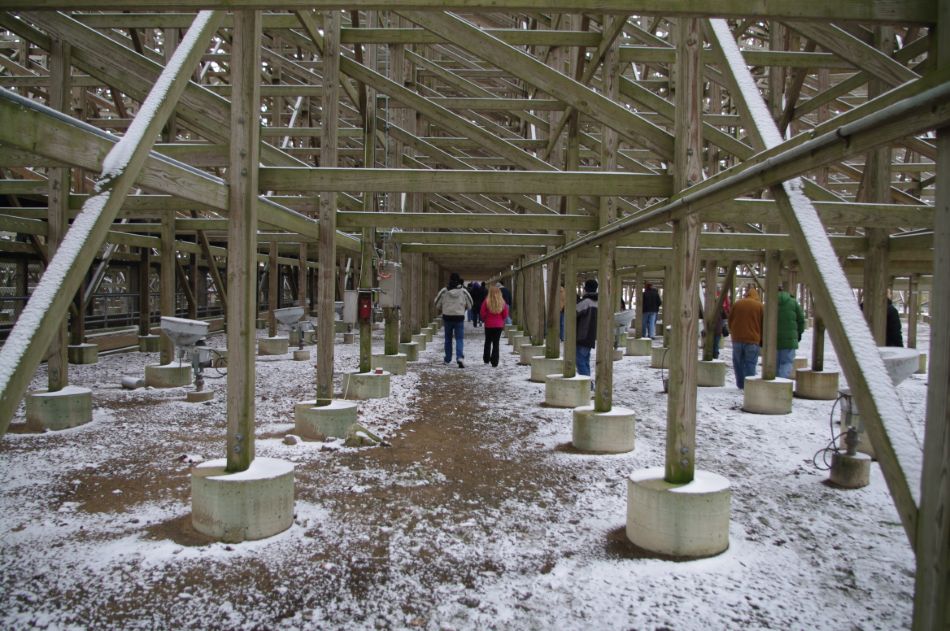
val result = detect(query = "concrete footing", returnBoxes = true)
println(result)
[530,357,564,383]
[792,357,808,377]
[626,337,653,356]
[612,348,624,361]
[545,375,591,408]
[292,350,311,362]
[25,386,93,432]
[186,390,215,403]
[68,343,98,365]
[742,377,794,414]
[191,457,294,543]
[258,336,289,356]
[509,334,526,351]
[829,452,871,488]
[917,352,928,374]
[138,335,160,352]
[626,467,731,557]
[572,405,636,453]
[650,346,669,369]
[255,318,267,330]
[295,399,359,440]
[334,321,348,333]
[518,344,545,365]
[411,334,427,350]
[399,342,419,361]
[794,369,840,400]
[372,353,408,375]
[145,363,193,388]
[342,371,391,400]
[422,327,434,343]
[697,360,726,387]
[342,332,356,344]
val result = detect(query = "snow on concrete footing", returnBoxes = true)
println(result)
[627,467,731,558]
[829,452,871,489]
[916,352,927,374]
[342,371,391,400]
[544,375,590,408]
[793,369,839,400]
[792,356,808,377]
[572,405,635,453]
[411,334,427,351]
[258,336,289,356]
[138,335,160,352]
[518,344,545,366]
[399,342,419,361]
[530,357,564,383]
[372,353,408,375]
[626,337,652,356]
[145,362,192,388]
[295,399,359,440]
[292,350,311,362]
[185,390,214,403]
[68,343,98,365]
[191,457,294,543]
[742,377,793,414]
[697,360,726,387]
[25,386,93,432]
[342,332,356,344]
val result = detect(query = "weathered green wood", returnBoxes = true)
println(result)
[259,167,672,196]
[225,10,260,473]
[159,212,176,364]
[0,11,223,436]
[761,251,780,380]
[620,46,853,68]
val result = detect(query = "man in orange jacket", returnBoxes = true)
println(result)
[727,286,764,389]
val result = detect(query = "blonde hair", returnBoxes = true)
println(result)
[486,286,505,314]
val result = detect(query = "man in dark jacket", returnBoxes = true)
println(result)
[641,282,661,338]
[498,281,513,325]
[886,298,903,347]
[576,279,598,377]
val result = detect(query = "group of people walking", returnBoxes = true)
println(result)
[433,273,510,368]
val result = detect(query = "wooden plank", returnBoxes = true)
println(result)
[0,11,224,435]
[260,167,672,197]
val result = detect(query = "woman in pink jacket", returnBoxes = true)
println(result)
[480,285,509,367]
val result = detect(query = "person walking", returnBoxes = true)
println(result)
[480,285,509,367]
[886,298,903,347]
[712,292,731,360]
[641,282,661,339]
[434,273,473,368]
[776,287,806,378]
[471,282,487,328]
[576,279,598,378]
[728,286,764,389]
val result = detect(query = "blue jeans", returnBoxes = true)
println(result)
[576,345,592,376]
[642,312,658,338]
[713,334,721,359]
[443,319,465,362]
[559,311,565,341]
[777,348,796,379]
[732,342,760,389]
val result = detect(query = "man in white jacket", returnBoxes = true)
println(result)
[434,272,474,367]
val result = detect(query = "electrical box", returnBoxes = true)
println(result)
[357,291,373,322]
[342,290,358,324]
[378,261,402,308]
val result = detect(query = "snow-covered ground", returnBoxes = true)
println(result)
[0,320,927,630]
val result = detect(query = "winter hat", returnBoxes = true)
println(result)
[583,279,598,293]
[449,272,462,288]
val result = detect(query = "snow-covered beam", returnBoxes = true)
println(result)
[707,17,921,546]
[0,11,225,435]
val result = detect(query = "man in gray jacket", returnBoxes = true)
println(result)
[434,272,473,367]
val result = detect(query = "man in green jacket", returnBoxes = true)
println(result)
[776,288,806,379]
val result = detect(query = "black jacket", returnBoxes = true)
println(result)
[642,287,662,313]
[576,292,598,348]
[886,300,903,347]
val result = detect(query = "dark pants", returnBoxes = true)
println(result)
[443,319,465,362]
[483,327,503,366]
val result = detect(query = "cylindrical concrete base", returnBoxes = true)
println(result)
[255,318,267,330]
[68,343,98,365]
[295,399,359,440]
[334,320,348,333]
[139,335,160,352]
[792,357,808,377]
[186,390,215,403]
[342,371,391,400]
[742,377,794,414]
[422,327,434,343]
[303,330,316,345]
[530,357,564,383]
[342,332,356,344]
[626,337,652,356]
[191,457,294,543]
[612,348,624,362]
[258,336,289,356]
[399,342,419,361]
[25,386,93,432]
[545,375,591,408]
[372,353,408,375]
[572,405,636,453]
[509,334,526,351]
[829,452,871,488]
[794,369,840,400]
[617,333,628,347]
[697,360,726,387]
[145,363,193,388]
[627,467,731,558]
[518,344,546,365]
[411,334,427,351]
[650,346,669,369]
[917,352,928,374]
[292,350,311,361]
[289,330,301,347]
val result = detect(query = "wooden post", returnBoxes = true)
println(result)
[160,211,176,364]
[359,13,378,372]
[664,17,703,484]
[913,4,950,627]
[702,262,717,361]
[761,251,780,380]
[316,10,340,406]
[268,240,278,337]
[46,38,70,392]
[907,274,919,349]
[188,253,199,320]
[138,247,151,337]
[225,9,261,472]
[298,243,308,311]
